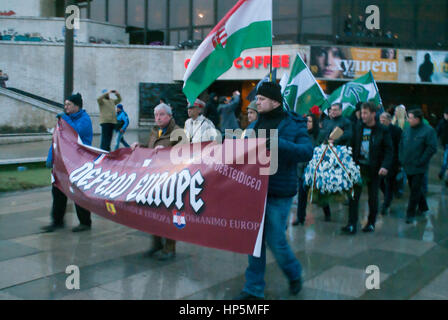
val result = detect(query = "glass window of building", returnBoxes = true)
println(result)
[274,20,298,42]
[302,17,333,35]
[170,30,179,45]
[274,0,299,19]
[128,0,145,28]
[193,0,214,26]
[170,0,190,28]
[217,0,239,20]
[108,0,125,25]
[90,0,106,22]
[148,0,167,30]
[179,30,189,43]
[301,0,333,35]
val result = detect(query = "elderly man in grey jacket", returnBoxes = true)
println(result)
[399,108,437,224]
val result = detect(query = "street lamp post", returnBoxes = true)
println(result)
[64,0,76,101]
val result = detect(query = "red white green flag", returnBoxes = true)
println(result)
[183,0,273,105]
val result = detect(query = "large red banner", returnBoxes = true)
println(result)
[52,120,269,257]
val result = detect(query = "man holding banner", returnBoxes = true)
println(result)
[131,103,182,261]
[42,93,93,233]
[234,82,313,300]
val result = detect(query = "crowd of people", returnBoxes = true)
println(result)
[39,82,447,300]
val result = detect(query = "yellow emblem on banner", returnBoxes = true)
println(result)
[105,201,117,215]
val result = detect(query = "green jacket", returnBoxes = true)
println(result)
[97,93,121,124]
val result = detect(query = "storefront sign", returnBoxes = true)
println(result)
[185,54,290,70]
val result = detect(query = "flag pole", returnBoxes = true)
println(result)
[269,44,273,81]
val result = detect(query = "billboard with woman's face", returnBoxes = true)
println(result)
[310,46,398,81]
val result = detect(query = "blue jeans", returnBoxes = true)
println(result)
[440,144,448,177]
[114,130,130,150]
[243,196,302,298]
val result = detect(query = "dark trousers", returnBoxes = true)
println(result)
[297,176,331,223]
[51,186,91,226]
[348,166,380,226]
[152,236,176,253]
[100,123,115,151]
[406,173,429,218]
[379,171,396,209]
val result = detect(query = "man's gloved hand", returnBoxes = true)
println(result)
[56,112,65,119]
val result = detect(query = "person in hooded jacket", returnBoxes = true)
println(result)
[42,93,93,233]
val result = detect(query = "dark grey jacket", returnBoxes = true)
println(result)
[318,115,353,146]
[399,123,438,175]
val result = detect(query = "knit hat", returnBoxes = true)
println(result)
[117,104,123,110]
[67,93,83,108]
[247,100,258,113]
[256,82,283,104]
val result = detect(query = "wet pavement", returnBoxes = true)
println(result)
[0,147,447,300]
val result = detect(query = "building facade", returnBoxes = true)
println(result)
[0,0,447,131]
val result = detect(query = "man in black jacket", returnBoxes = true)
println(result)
[318,103,353,146]
[342,102,393,235]
[400,108,438,223]
[379,112,402,215]
[436,108,448,180]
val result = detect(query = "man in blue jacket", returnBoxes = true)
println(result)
[234,82,313,300]
[42,93,93,233]
[114,104,130,150]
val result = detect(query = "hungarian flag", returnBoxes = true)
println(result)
[325,71,382,117]
[183,0,273,105]
[283,53,328,115]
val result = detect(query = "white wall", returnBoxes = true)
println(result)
[0,17,129,44]
[0,42,176,130]
[0,94,58,130]
[1,0,43,17]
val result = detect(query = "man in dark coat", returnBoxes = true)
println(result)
[399,108,438,224]
[342,102,393,235]
[318,103,353,146]
[234,82,313,300]
[379,112,402,215]
[436,108,448,180]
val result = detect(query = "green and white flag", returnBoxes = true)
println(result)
[183,0,272,105]
[325,71,382,117]
[283,53,327,115]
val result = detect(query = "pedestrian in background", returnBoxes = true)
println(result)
[379,112,402,215]
[342,102,393,235]
[184,99,217,143]
[114,104,130,150]
[293,113,332,225]
[0,69,8,88]
[399,108,437,224]
[97,89,121,151]
[436,108,448,181]
[218,91,241,134]
[318,103,353,146]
